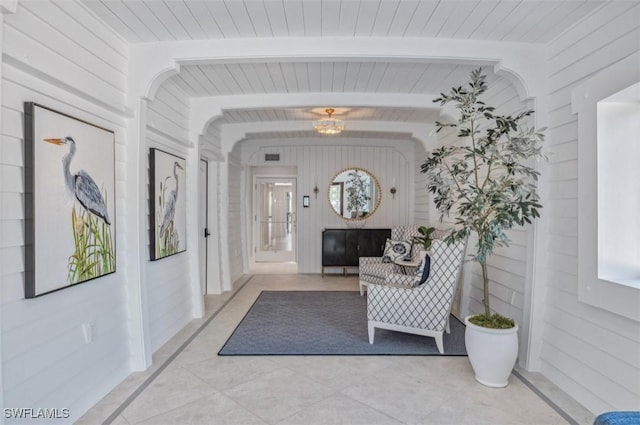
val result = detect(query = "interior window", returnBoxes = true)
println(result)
[573,52,640,321]
[596,83,640,288]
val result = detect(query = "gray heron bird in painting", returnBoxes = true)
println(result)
[44,137,111,225]
[159,161,184,237]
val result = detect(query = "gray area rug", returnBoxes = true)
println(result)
[219,290,467,356]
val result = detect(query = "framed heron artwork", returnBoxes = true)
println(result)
[24,102,116,298]
[149,148,187,260]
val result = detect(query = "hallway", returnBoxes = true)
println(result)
[77,274,592,425]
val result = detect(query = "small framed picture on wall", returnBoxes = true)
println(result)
[149,148,187,260]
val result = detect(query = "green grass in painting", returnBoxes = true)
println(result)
[67,195,115,284]
[158,221,180,258]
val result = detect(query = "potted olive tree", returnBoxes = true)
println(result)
[421,69,545,387]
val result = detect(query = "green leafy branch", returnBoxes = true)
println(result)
[421,68,546,319]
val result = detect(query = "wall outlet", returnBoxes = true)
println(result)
[82,322,95,344]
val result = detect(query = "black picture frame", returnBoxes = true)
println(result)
[149,148,187,260]
[24,102,116,298]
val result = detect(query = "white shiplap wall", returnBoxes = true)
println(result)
[413,141,431,226]
[241,137,416,273]
[145,81,195,353]
[200,120,223,161]
[227,144,244,283]
[541,3,640,414]
[0,1,131,421]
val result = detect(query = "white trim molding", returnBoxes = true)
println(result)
[571,51,640,322]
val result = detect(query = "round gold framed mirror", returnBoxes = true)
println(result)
[328,168,381,221]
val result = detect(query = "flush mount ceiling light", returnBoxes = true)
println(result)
[313,108,345,135]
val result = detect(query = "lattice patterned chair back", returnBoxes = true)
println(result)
[366,238,467,354]
[390,225,422,242]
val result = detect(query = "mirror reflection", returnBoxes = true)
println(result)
[329,168,381,220]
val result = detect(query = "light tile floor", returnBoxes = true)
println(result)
[77,274,594,425]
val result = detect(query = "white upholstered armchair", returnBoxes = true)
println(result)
[366,239,466,354]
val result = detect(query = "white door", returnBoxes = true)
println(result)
[199,159,208,294]
[254,177,296,262]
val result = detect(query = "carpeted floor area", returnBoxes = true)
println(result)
[219,290,467,356]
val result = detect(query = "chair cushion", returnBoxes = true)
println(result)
[414,253,431,286]
[360,262,396,278]
[382,239,411,263]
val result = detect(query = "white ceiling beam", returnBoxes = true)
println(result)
[190,92,444,145]
[130,37,545,103]
[220,120,435,156]
[192,92,441,112]
[129,37,545,158]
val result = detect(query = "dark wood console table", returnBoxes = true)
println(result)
[321,228,391,276]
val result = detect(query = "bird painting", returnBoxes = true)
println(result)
[150,148,186,260]
[43,136,114,284]
[43,136,111,225]
[159,161,184,238]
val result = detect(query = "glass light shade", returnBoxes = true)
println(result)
[313,118,345,134]
[313,108,345,135]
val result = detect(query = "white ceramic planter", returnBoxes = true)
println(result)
[464,315,519,387]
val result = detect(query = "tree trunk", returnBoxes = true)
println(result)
[480,260,490,315]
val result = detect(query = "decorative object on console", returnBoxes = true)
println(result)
[422,68,546,386]
[313,108,344,135]
[23,102,116,298]
[150,148,187,261]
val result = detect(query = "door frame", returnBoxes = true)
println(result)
[252,174,298,263]
[199,158,208,295]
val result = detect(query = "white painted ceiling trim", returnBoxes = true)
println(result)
[129,37,545,103]
[220,120,434,156]
[190,92,445,144]
[193,92,441,113]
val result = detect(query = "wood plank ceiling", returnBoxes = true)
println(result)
[83,0,606,140]
[84,1,602,43]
